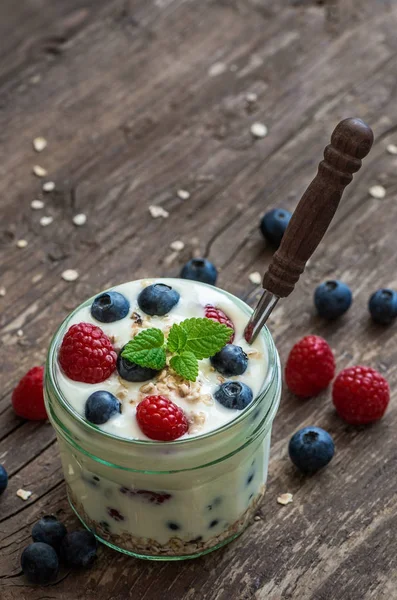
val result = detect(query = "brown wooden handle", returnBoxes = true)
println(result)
[262,117,374,297]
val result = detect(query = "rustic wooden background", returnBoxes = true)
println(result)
[1,0,397,598]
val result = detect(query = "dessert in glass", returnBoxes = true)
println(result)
[45,279,281,560]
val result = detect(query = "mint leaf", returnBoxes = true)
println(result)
[121,328,166,370]
[167,323,188,353]
[170,352,199,382]
[178,318,233,359]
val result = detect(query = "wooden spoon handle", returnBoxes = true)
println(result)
[262,117,374,297]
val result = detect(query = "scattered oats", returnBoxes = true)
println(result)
[177,189,190,200]
[254,515,261,521]
[16,240,28,249]
[249,271,262,285]
[32,273,43,283]
[208,62,226,77]
[17,329,23,337]
[149,205,169,219]
[17,489,32,501]
[131,312,143,324]
[31,199,44,210]
[73,213,87,226]
[369,185,386,199]
[250,122,268,139]
[170,240,185,251]
[33,137,47,152]
[277,492,293,506]
[61,269,79,282]
[0,287,6,297]
[246,92,258,103]
[386,143,397,155]
[43,181,55,192]
[30,74,41,84]
[40,215,53,227]
[33,165,47,178]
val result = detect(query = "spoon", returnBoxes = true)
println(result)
[244,117,374,344]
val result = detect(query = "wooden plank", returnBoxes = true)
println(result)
[1,0,397,598]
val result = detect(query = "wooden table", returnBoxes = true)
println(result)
[1,1,397,598]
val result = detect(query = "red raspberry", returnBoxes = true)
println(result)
[285,335,335,398]
[204,305,235,343]
[136,395,188,441]
[59,322,117,384]
[332,366,389,425]
[12,366,46,420]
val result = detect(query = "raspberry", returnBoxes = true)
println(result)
[59,323,117,384]
[12,366,46,420]
[285,335,335,398]
[136,395,188,441]
[332,366,389,425]
[204,305,235,343]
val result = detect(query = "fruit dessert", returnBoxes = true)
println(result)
[46,279,281,559]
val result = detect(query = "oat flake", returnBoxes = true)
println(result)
[277,493,293,506]
[43,181,55,192]
[177,189,190,200]
[0,287,6,297]
[33,137,47,152]
[249,271,261,285]
[250,122,268,138]
[386,144,397,155]
[62,269,79,282]
[369,185,386,199]
[246,92,258,103]
[16,240,28,249]
[170,240,185,251]
[149,205,169,219]
[17,489,32,501]
[33,165,47,178]
[40,216,53,227]
[208,62,226,77]
[17,329,23,337]
[73,213,87,226]
[31,199,44,210]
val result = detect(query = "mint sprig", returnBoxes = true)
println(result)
[121,318,233,382]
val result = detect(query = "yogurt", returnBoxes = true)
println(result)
[46,279,281,559]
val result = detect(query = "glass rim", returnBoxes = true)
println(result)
[46,278,280,448]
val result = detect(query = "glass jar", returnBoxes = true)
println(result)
[44,286,281,561]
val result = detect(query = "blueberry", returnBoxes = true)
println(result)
[60,530,97,568]
[246,470,255,485]
[21,542,59,584]
[138,283,180,316]
[207,497,222,511]
[117,344,159,382]
[180,258,218,285]
[369,289,397,324]
[85,391,121,425]
[107,507,125,522]
[91,291,130,323]
[214,381,253,410]
[289,426,335,474]
[32,516,67,553]
[210,345,248,376]
[0,464,8,495]
[260,208,291,247]
[209,519,219,528]
[167,521,181,531]
[314,280,352,319]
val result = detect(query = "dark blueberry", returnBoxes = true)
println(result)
[289,426,335,474]
[209,519,219,528]
[207,496,222,511]
[369,289,397,324]
[260,208,291,247]
[85,391,121,425]
[0,464,8,495]
[21,542,59,584]
[117,344,159,382]
[107,507,125,522]
[167,521,181,531]
[61,530,97,568]
[249,493,254,501]
[120,487,172,505]
[210,344,248,377]
[99,521,111,533]
[91,291,130,323]
[214,381,253,410]
[93,475,100,482]
[246,471,255,485]
[314,280,352,319]
[180,258,218,285]
[137,283,180,316]
[32,515,67,553]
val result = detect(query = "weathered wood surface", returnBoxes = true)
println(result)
[1,1,397,598]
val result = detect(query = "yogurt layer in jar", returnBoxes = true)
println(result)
[45,279,281,560]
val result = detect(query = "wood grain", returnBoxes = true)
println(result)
[1,0,397,598]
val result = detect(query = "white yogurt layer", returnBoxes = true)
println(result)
[56,279,268,441]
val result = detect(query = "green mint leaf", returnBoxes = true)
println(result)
[177,318,233,359]
[170,352,199,382]
[167,323,188,353]
[121,328,166,370]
